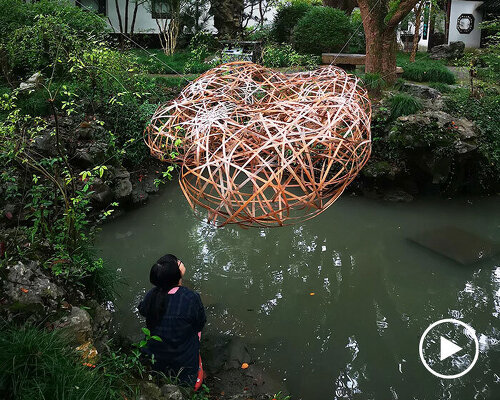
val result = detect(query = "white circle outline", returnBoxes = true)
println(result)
[419,318,479,379]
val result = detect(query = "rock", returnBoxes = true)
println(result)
[455,118,478,140]
[160,384,184,400]
[18,72,43,92]
[383,189,414,202]
[54,306,93,345]
[430,41,465,60]
[88,300,112,334]
[225,337,253,370]
[33,132,56,155]
[113,178,133,201]
[110,166,131,180]
[73,142,107,167]
[91,182,114,206]
[402,82,441,100]
[75,121,106,141]
[131,188,149,205]
[4,262,64,306]
[75,122,94,140]
[139,381,163,400]
[362,161,400,180]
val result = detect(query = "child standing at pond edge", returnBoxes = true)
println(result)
[138,254,206,389]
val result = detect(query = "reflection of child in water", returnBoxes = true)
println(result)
[138,254,206,389]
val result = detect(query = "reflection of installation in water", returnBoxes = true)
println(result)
[145,61,372,227]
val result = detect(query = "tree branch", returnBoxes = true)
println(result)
[386,0,420,29]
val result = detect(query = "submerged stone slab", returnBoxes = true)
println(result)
[409,226,500,265]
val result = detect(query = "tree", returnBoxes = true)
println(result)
[181,0,211,34]
[146,0,182,55]
[409,0,424,62]
[322,0,357,14]
[113,0,148,40]
[210,0,244,37]
[357,0,420,82]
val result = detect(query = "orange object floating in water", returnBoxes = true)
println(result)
[309,292,315,296]
[241,363,249,369]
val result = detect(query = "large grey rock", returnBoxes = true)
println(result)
[160,384,184,400]
[110,166,130,180]
[4,262,64,306]
[55,306,93,345]
[91,178,114,206]
[73,142,107,167]
[430,41,465,60]
[113,178,133,201]
[18,72,43,91]
[402,82,441,100]
[33,132,56,155]
[131,187,149,205]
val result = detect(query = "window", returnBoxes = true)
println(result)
[151,0,170,19]
[76,0,106,15]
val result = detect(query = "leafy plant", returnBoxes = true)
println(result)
[388,92,423,119]
[272,0,314,43]
[0,324,131,400]
[401,60,455,84]
[291,6,352,56]
[261,43,319,68]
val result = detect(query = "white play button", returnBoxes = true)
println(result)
[440,336,462,361]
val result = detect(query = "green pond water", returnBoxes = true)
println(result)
[97,184,500,400]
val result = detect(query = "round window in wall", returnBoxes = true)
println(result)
[457,14,475,34]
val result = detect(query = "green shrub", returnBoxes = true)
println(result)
[261,43,319,68]
[360,72,386,95]
[388,92,423,119]
[0,325,128,400]
[401,60,455,83]
[445,88,500,176]
[272,1,313,43]
[478,18,500,83]
[188,30,218,52]
[2,0,106,76]
[349,8,365,54]
[428,82,452,93]
[292,7,352,56]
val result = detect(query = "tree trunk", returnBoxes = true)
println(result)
[359,0,419,83]
[124,0,129,35]
[131,0,140,36]
[115,0,124,48]
[364,25,398,82]
[410,2,424,62]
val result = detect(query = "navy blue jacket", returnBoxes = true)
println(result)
[138,286,206,378]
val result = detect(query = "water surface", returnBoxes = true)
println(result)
[98,184,500,400]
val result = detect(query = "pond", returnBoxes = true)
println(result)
[97,184,500,400]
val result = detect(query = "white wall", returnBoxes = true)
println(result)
[72,0,276,35]
[448,0,484,48]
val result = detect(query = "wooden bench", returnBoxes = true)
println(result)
[322,53,366,70]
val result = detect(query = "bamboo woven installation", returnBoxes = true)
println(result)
[145,61,371,227]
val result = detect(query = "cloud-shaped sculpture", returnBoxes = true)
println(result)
[145,61,371,227]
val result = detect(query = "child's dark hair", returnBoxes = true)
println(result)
[144,254,181,329]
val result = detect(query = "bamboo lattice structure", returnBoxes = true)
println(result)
[145,61,371,227]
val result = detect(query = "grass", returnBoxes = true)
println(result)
[0,324,132,400]
[130,49,212,75]
[397,51,456,84]
[388,92,423,119]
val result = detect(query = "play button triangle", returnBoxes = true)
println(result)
[440,336,462,361]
